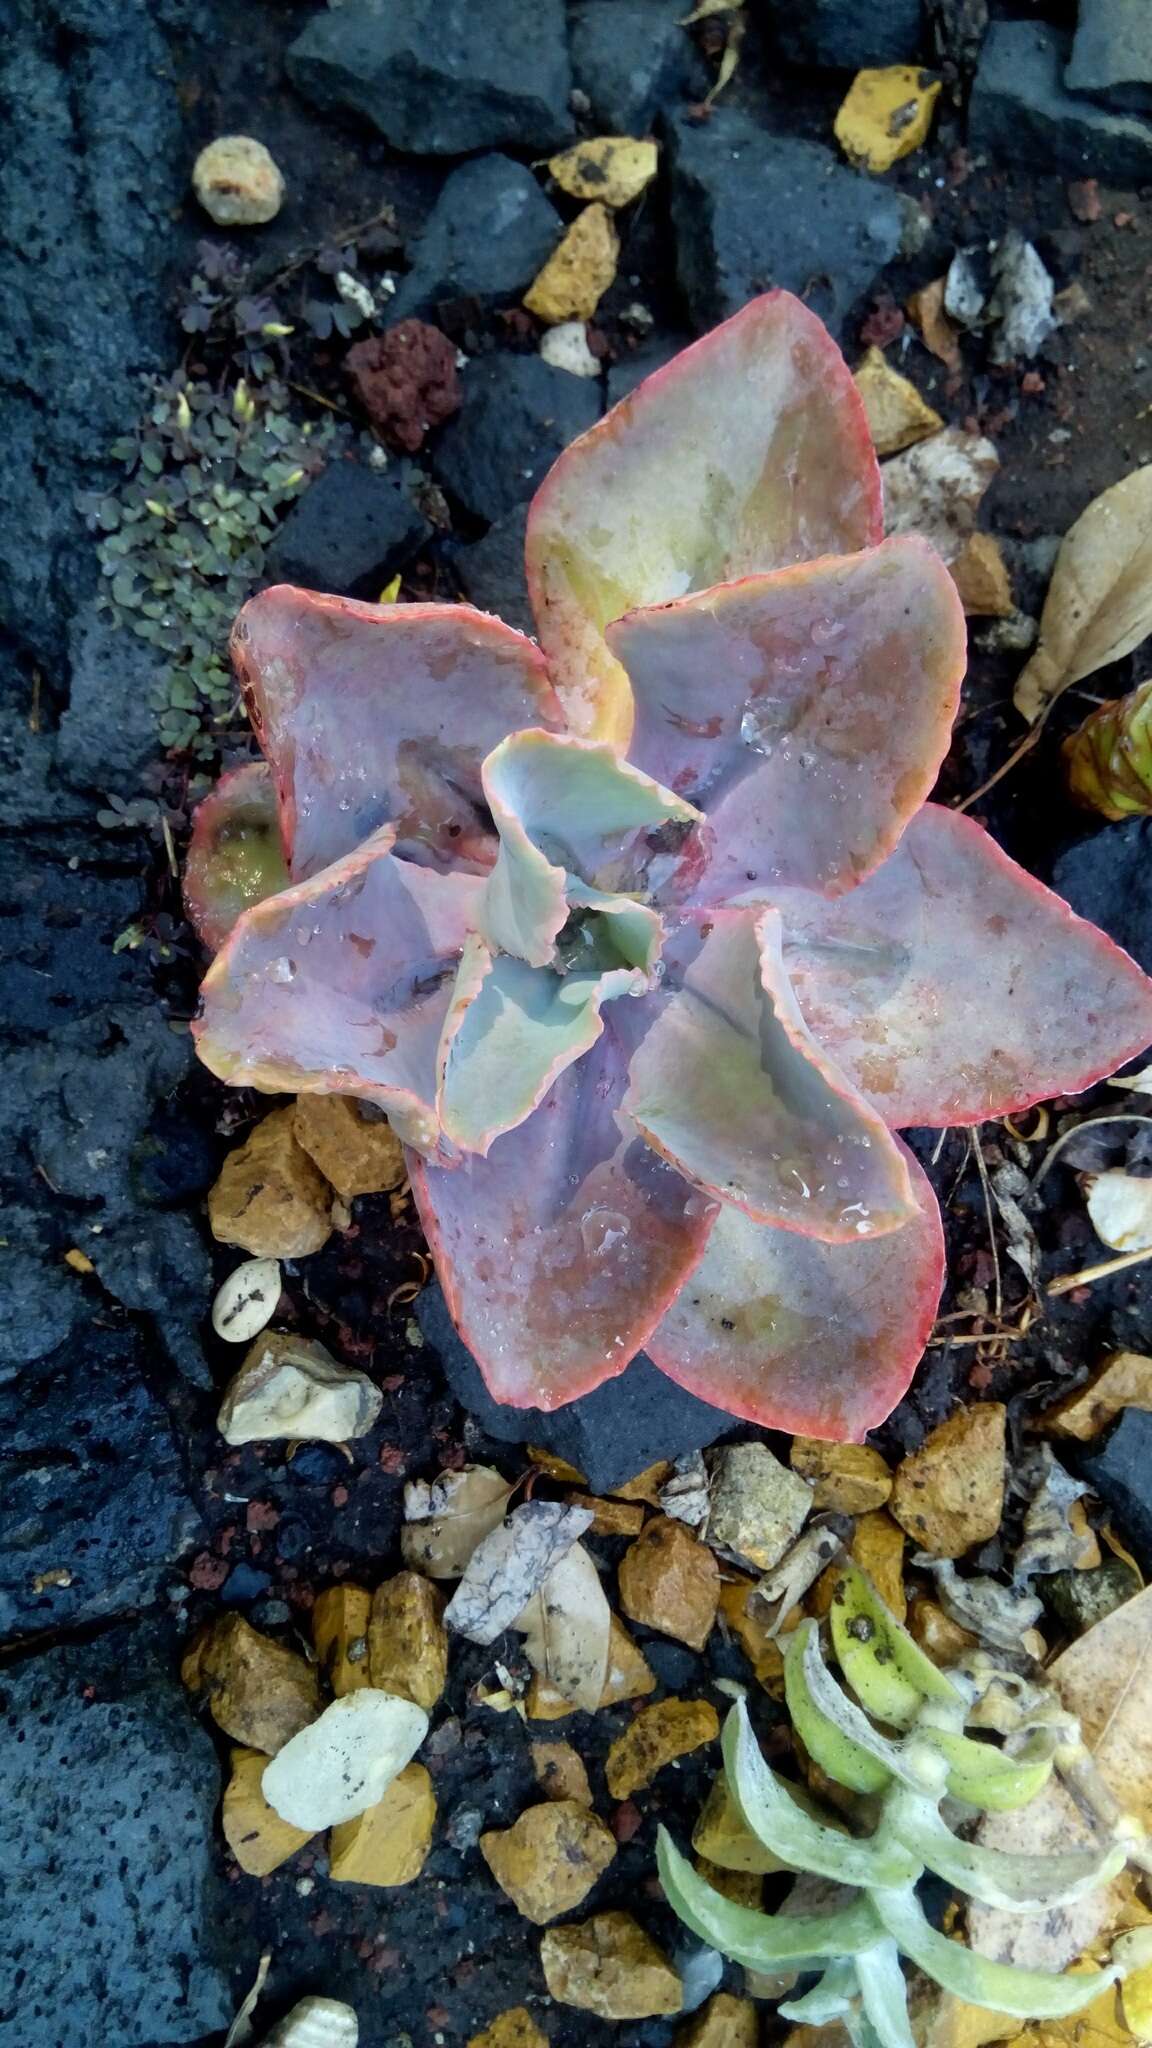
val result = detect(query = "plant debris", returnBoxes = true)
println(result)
[401,1464,515,1578]
[445,1502,593,1646]
[515,1540,612,1713]
[1014,466,1152,725]
[1066,675,1152,821]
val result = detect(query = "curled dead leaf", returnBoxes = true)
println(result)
[1014,467,1152,725]
[514,1540,611,1713]
[401,1463,514,1579]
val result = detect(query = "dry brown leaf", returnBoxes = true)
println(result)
[515,1539,611,1713]
[1014,466,1152,724]
[400,1463,514,1579]
[445,1502,593,1645]
[970,1585,1152,1973]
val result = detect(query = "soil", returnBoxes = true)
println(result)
[4,2,1152,2044]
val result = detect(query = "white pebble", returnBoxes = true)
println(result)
[211,1258,281,1343]
[539,320,601,379]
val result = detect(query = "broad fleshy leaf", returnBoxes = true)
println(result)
[624,909,916,1240]
[829,1562,963,1729]
[779,1961,860,2026]
[436,934,645,1155]
[870,1885,1119,2020]
[195,826,485,1158]
[772,804,1152,1127]
[230,587,563,881]
[184,761,289,951]
[525,291,883,746]
[724,1701,920,1889]
[408,1014,717,1409]
[789,1621,934,1793]
[656,1828,885,1972]
[478,728,699,966]
[608,538,965,897]
[888,1794,1125,1912]
[856,1939,918,2048]
[645,1137,944,1437]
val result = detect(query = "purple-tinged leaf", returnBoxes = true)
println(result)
[623,910,917,1240]
[646,1140,944,1438]
[195,827,484,1159]
[525,291,883,747]
[773,805,1152,1127]
[230,587,563,881]
[608,538,966,898]
[409,1015,717,1409]
[184,761,289,951]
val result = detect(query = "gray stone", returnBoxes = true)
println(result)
[88,1211,214,1388]
[1078,1408,1152,1568]
[0,1620,233,2045]
[770,0,925,70]
[970,19,1152,183]
[287,0,573,155]
[417,1281,734,1493]
[56,608,162,798]
[667,112,904,338]
[0,1325,202,1642]
[1067,0,1152,115]
[456,507,535,637]
[391,156,562,323]
[1053,820,1152,976]
[0,1210,85,1370]
[569,0,709,132]
[606,332,692,407]
[431,354,600,526]
[263,457,430,597]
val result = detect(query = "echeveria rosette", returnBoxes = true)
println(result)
[189,290,1152,1439]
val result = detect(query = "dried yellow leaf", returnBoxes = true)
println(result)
[524,204,619,325]
[835,66,942,174]
[1014,466,1152,724]
[547,137,659,209]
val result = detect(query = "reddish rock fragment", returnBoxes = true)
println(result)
[346,322,461,452]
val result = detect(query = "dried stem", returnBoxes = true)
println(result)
[1048,1245,1152,1296]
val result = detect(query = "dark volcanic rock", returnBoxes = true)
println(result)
[56,607,172,798]
[263,457,430,596]
[667,112,904,337]
[0,1325,201,1642]
[0,844,168,1034]
[770,0,925,69]
[1078,1408,1152,1566]
[606,333,691,406]
[455,508,534,636]
[970,19,1152,182]
[417,1282,734,1492]
[391,157,562,323]
[569,0,709,132]
[0,1620,232,2045]
[1053,819,1152,974]
[432,355,600,526]
[1067,0,1152,115]
[287,0,573,155]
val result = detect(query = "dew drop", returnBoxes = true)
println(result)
[267,956,297,984]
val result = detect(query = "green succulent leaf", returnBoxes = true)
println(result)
[928,1728,1055,1813]
[723,1701,920,1888]
[857,1938,918,2048]
[655,1827,884,1972]
[780,1959,861,2025]
[889,1792,1126,1912]
[829,1564,964,1729]
[786,1621,933,1795]
[870,1885,1120,2020]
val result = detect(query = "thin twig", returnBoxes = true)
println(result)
[1048,1245,1152,1296]
[930,1127,950,1167]
[1030,1112,1152,1190]
[953,676,1073,814]
[970,1127,1003,1323]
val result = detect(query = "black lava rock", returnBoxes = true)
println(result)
[1067,0,1152,115]
[606,333,691,407]
[287,0,573,155]
[55,607,164,798]
[666,112,904,337]
[642,1639,701,1690]
[263,457,430,598]
[391,156,562,324]
[1078,1408,1152,1567]
[431,355,601,526]
[970,19,1152,182]
[417,1282,734,1493]
[1053,819,1152,975]
[569,0,708,132]
[0,1620,233,2045]
[455,507,534,636]
[0,1324,202,1643]
[769,0,925,70]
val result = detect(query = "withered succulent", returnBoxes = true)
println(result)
[187,293,1152,1433]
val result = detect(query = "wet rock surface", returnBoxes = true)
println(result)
[0,1620,234,2048]
[391,156,562,324]
[263,457,430,598]
[770,0,925,70]
[1053,819,1152,971]
[569,0,708,133]
[431,354,601,525]
[970,19,1152,182]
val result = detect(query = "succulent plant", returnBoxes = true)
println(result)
[658,1564,1140,2042]
[1066,675,1152,821]
[187,292,1152,1433]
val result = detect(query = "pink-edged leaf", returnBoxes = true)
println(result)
[195,828,485,1159]
[183,761,289,952]
[622,909,916,1240]
[231,586,563,881]
[646,1140,945,1439]
[772,804,1152,1128]
[409,1013,718,1409]
[478,728,700,966]
[607,538,966,898]
[436,933,645,1155]
[525,291,882,748]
